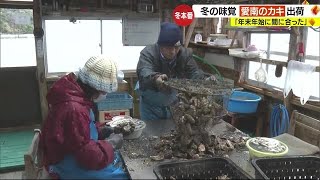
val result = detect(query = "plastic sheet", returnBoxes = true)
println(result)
[255,59,268,83]
[283,60,316,105]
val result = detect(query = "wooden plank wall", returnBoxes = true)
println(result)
[0,67,42,128]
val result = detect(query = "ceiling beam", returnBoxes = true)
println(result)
[0,0,33,9]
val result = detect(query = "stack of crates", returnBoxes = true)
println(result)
[95,92,133,123]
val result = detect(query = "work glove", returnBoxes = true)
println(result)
[99,125,114,139]
[106,133,124,150]
[205,75,217,82]
[155,74,170,91]
[113,126,123,134]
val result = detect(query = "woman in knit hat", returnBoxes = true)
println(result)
[136,22,216,121]
[39,56,129,179]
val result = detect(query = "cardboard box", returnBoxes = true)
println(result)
[98,109,130,123]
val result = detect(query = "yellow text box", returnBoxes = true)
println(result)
[230,17,320,26]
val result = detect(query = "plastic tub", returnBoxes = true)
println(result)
[224,91,261,114]
[246,137,288,159]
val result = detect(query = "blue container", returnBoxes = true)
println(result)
[223,91,261,114]
[96,93,133,111]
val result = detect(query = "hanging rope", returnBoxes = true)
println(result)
[269,104,290,137]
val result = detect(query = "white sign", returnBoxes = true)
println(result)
[193,5,239,18]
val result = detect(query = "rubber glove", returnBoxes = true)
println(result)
[205,75,217,81]
[99,125,114,139]
[155,74,170,91]
[106,133,124,150]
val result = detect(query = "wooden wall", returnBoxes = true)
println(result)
[0,67,42,128]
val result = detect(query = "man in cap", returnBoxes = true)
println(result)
[136,22,215,121]
[40,56,129,179]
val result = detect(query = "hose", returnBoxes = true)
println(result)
[269,104,290,137]
[192,54,223,81]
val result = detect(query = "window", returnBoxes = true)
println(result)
[249,33,290,61]
[0,8,36,67]
[247,28,319,99]
[270,34,290,60]
[101,20,145,70]
[45,20,101,73]
[305,27,319,58]
[44,19,145,74]
[308,71,320,100]
[248,33,289,89]
[250,33,268,53]
[304,28,320,99]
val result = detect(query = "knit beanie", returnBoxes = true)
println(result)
[78,56,118,93]
[157,22,183,46]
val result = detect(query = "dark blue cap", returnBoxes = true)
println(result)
[157,22,183,47]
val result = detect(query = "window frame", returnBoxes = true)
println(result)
[43,18,102,74]
[42,16,116,76]
[245,27,320,99]
[245,31,290,91]
[0,7,36,68]
[42,16,144,76]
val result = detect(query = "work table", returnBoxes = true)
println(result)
[120,119,255,179]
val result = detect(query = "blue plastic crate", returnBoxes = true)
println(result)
[96,93,133,111]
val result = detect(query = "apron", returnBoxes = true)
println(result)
[135,81,178,121]
[136,54,180,121]
[48,109,129,179]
